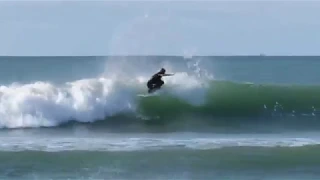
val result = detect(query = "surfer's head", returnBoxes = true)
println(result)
[160,68,166,73]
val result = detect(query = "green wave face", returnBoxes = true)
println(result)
[137,81,320,118]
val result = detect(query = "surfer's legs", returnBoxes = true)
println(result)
[147,80,153,89]
[154,80,164,88]
[148,88,154,93]
[147,80,164,93]
[147,80,155,93]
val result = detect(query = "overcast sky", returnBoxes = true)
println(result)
[0,1,320,56]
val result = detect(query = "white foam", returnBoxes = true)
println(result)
[0,78,136,128]
[0,136,318,152]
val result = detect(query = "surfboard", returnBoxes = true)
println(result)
[137,87,162,97]
[137,93,158,97]
[137,90,161,97]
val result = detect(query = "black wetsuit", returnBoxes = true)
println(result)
[147,72,164,93]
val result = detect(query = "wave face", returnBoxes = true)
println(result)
[0,56,320,130]
[138,81,320,117]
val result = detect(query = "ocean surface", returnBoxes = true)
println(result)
[0,56,320,180]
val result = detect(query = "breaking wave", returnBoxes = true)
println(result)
[0,71,320,129]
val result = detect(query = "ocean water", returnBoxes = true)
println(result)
[1,56,320,180]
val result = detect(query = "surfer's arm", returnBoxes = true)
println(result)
[160,73,174,76]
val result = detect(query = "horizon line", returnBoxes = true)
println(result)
[1,54,320,57]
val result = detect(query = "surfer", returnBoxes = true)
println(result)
[147,68,174,93]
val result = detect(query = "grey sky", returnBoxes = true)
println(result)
[0,1,320,56]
